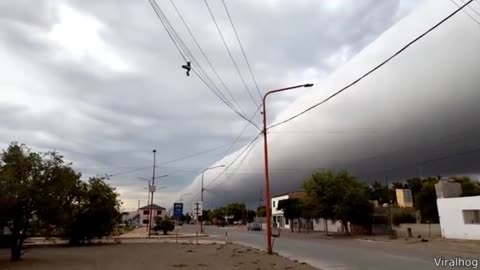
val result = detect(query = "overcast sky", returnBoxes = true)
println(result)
[3,0,479,211]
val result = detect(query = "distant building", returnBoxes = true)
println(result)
[138,204,166,227]
[395,189,413,208]
[271,191,342,232]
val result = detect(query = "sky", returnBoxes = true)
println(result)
[2,0,479,211]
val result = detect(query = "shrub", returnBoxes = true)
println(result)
[154,219,174,235]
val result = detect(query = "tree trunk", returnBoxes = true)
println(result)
[325,219,329,236]
[342,220,350,235]
[297,218,301,233]
[290,219,293,233]
[10,233,24,261]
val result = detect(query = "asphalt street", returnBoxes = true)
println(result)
[181,225,479,270]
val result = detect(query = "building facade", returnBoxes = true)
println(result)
[138,204,166,227]
[437,196,480,240]
[395,189,413,208]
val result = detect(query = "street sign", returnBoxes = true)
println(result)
[173,203,183,218]
[149,185,156,193]
[193,201,203,216]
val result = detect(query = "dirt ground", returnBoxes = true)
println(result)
[0,242,318,270]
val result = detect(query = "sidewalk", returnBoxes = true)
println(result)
[116,227,207,239]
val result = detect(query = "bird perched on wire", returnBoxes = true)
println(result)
[181,61,191,76]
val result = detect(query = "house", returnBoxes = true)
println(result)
[436,179,480,240]
[271,191,342,232]
[138,204,166,227]
[395,189,414,208]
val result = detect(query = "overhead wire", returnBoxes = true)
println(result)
[168,0,248,117]
[203,132,261,190]
[450,0,480,25]
[221,0,263,99]
[268,0,475,131]
[147,0,260,130]
[203,0,260,107]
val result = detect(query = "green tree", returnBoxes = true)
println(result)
[277,198,302,232]
[451,176,480,197]
[415,177,439,223]
[155,218,174,235]
[246,210,256,223]
[182,213,192,224]
[66,176,121,244]
[304,169,373,235]
[0,143,43,261]
[368,181,389,204]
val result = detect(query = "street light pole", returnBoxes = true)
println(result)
[200,165,225,234]
[148,149,156,237]
[262,83,313,254]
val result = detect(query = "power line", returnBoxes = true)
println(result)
[221,0,263,99]
[147,0,258,129]
[203,0,260,107]
[204,132,261,190]
[450,0,480,25]
[110,166,152,177]
[168,0,248,117]
[268,0,474,130]
[156,144,230,166]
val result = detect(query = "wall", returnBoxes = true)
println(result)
[312,218,343,233]
[139,209,166,227]
[437,196,480,240]
[393,223,441,238]
[271,194,290,229]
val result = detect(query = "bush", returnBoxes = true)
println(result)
[154,219,174,235]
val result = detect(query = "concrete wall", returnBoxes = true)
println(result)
[393,223,441,238]
[437,196,480,240]
[312,218,343,232]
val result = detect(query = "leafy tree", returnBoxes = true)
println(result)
[304,169,373,234]
[415,178,439,223]
[154,218,174,235]
[66,176,121,244]
[405,178,423,198]
[182,213,192,224]
[0,143,122,260]
[246,210,256,223]
[277,199,302,232]
[0,143,43,261]
[451,176,480,197]
[368,181,389,204]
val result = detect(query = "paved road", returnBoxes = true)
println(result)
[181,225,478,270]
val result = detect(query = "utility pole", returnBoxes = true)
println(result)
[262,83,313,254]
[148,149,157,237]
[385,175,392,238]
[200,165,225,234]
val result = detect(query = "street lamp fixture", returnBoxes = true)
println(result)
[200,165,226,233]
[262,83,314,254]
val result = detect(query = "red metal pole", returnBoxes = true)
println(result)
[262,96,273,254]
[261,83,313,255]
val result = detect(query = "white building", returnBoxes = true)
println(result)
[437,196,480,240]
[271,191,342,232]
[271,193,291,229]
[138,204,166,227]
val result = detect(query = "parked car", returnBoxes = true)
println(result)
[247,223,262,231]
[216,220,226,227]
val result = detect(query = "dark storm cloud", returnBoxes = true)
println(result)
[1,0,425,209]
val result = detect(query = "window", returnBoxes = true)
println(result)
[142,219,149,224]
[404,190,413,203]
[157,210,162,216]
[272,201,276,208]
[463,210,480,224]
[143,210,149,215]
